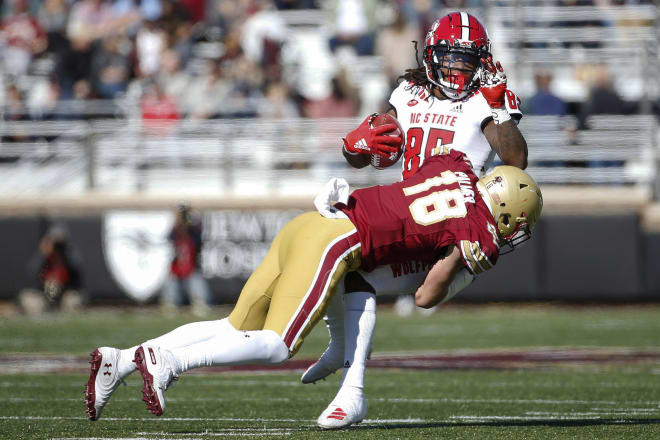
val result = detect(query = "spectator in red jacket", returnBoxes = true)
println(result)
[161,203,211,316]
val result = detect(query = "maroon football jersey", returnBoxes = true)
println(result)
[338,150,499,274]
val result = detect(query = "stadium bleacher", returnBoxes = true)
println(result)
[0,0,658,199]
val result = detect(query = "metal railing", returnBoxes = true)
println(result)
[0,116,656,198]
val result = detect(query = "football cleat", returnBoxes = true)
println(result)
[301,351,343,384]
[134,344,178,416]
[84,347,125,421]
[317,391,367,430]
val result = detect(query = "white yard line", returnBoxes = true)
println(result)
[7,396,660,406]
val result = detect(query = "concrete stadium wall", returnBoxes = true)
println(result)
[0,209,658,303]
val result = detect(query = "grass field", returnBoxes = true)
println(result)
[2,303,660,439]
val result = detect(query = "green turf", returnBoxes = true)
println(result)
[1,304,660,439]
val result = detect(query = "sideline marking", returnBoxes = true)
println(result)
[4,347,660,374]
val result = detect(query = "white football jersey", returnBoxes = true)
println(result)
[389,81,522,178]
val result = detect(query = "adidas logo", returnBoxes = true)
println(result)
[327,407,348,420]
[344,360,351,368]
[353,138,369,151]
[450,103,463,113]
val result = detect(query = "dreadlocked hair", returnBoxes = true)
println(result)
[398,41,432,89]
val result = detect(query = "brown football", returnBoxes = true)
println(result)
[369,113,404,169]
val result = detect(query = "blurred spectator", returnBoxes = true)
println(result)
[302,70,359,118]
[18,225,84,315]
[324,0,378,56]
[527,71,567,116]
[157,48,191,105]
[184,60,232,119]
[1,83,31,149]
[25,74,62,121]
[140,79,181,135]
[375,4,419,88]
[55,37,94,99]
[58,0,121,98]
[578,64,628,169]
[37,0,69,55]
[91,35,133,98]
[241,0,287,82]
[160,0,195,65]
[258,80,300,119]
[578,64,628,129]
[161,203,211,317]
[0,0,47,77]
[66,0,121,44]
[527,71,570,168]
[219,44,265,117]
[205,0,245,43]
[135,20,167,78]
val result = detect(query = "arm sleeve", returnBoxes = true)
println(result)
[439,267,474,304]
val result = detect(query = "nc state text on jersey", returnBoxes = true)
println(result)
[410,112,457,127]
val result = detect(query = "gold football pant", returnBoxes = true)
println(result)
[228,211,361,356]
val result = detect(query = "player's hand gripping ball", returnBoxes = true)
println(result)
[368,113,404,169]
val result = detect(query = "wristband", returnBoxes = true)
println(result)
[491,107,511,125]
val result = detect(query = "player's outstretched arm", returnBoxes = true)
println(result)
[480,57,528,169]
[414,246,466,308]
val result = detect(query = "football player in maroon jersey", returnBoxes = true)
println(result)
[85,152,542,423]
[309,11,532,428]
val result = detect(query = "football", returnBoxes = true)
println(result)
[369,113,404,169]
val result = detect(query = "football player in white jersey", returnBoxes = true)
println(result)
[305,11,530,429]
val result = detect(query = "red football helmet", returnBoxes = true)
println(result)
[423,12,491,100]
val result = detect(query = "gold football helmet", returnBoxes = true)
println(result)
[478,166,543,253]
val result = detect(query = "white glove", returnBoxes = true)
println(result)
[314,177,350,219]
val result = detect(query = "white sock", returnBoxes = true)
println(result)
[118,318,237,379]
[118,346,139,378]
[168,329,289,375]
[339,292,376,393]
[320,291,345,363]
[147,318,237,349]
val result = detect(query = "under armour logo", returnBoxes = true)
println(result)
[344,360,351,368]
[103,363,112,376]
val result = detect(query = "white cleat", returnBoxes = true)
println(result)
[84,347,125,421]
[301,350,343,384]
[317,391,367,429]
[134,344,178,416]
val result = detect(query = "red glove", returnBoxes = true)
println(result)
[343,114,402,158]
[479,56,507,109]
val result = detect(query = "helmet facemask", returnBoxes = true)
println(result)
[426,46,483,100]
[496,214,532,255]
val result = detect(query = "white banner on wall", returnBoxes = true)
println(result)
[102,211,174,302]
